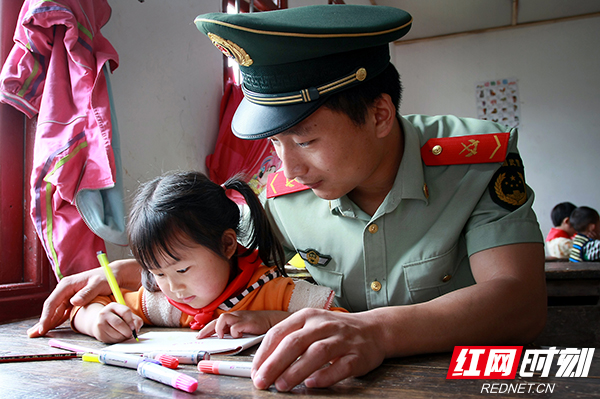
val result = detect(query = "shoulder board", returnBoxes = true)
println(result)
[266,171,310,198]
[421,132,510,166]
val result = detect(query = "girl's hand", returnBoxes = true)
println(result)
[90,303,143,343]
[197,310,290,339]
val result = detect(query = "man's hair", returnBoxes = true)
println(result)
[569,206,600,233]
[323,63,402,126]
[551,202,577,226]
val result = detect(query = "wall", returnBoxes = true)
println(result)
[101,1,222,259]
[393,16,600,252]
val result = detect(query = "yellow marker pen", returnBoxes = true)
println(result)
[97,251,139,342]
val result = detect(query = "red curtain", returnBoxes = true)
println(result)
[206,81,281,203]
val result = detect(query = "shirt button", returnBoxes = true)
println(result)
[442,274,452,283]
[371,281,382,291]
[368,224,378,234]
[432,145,443,155]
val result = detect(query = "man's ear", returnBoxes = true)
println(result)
[221,228,238,260]
[371,93,396,138]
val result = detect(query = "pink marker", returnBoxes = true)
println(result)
[198,360,252,378]
[48,339,99,354]
[137,362,198,393]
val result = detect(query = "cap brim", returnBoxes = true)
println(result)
[232,96,327,140]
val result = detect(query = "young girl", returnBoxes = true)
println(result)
[70,171,343,343]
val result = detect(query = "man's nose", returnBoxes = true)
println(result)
[279,147,307,182]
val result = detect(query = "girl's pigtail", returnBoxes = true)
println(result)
[223,176,286,276]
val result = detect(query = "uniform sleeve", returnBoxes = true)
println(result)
[464,128,544,256]
[260,191,298,263]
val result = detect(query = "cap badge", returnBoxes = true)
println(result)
[207,33,253,66]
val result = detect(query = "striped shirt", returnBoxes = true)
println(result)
[569,234,600,262]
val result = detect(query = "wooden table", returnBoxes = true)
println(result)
[1,318,599,398]
[536,261,600,347]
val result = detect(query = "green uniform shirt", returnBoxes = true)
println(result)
[261,114,543,312]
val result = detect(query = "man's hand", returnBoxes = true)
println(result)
[197,310,290,339]
[250,243,547,392]
[251,308,387,392]
[27,259,142,337]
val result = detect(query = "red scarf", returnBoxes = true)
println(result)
[166,248,259,330]
[546,227,571,241]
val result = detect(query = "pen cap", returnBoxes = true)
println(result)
[155,354,179,369]
[82,353,100,363]
[137,362,198,393]
[198,360,218,374]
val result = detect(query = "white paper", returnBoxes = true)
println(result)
[104,332,264,355]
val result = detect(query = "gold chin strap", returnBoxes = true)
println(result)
[242,67,367,106]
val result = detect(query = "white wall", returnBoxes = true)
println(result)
[101,1,222,259]
[393,16,600,252]
[98,3,599,258]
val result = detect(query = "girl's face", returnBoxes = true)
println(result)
[149,231,237,309]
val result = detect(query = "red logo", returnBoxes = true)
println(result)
[447,346,523,379]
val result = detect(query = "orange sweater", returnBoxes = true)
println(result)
[71,264,345,330]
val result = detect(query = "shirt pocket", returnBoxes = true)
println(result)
[403,243,468,304]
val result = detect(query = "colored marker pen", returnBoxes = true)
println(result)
[198,360,252,378]
[144,350,210,364]
[48,338,100,354]
[97,351,160,369]
[97,251,139,342]
[137,361,198,393]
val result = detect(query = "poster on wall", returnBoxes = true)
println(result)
[476,78,521,128]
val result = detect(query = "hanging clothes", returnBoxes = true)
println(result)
[0,0,127,280]
[206,80,281,203]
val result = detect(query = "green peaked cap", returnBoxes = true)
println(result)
[195,5,412,139]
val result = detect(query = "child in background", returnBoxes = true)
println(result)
[71,171,344,343]
[569,206,600,262]
[545,202,577,259]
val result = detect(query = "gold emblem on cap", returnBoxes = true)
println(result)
[207,33,253,66]
[356,68,367,81]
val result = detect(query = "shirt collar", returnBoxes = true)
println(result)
[330,116,428,218]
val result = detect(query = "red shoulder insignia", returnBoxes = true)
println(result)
[266,171,310,198]
[421,132,510,166]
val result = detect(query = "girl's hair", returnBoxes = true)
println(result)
[127,171,286,291]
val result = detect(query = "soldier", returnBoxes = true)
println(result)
[29,5,546,392]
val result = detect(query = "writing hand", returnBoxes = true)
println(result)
[28,259,141,338]
[91,303,143,344]
[251,308,386,391]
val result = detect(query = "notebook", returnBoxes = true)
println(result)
[104,332,264,355]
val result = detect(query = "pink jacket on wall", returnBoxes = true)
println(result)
[0,0,127,279]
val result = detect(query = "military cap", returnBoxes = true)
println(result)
[195,5,412,139]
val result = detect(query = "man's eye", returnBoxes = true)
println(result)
[296,140,313,148]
